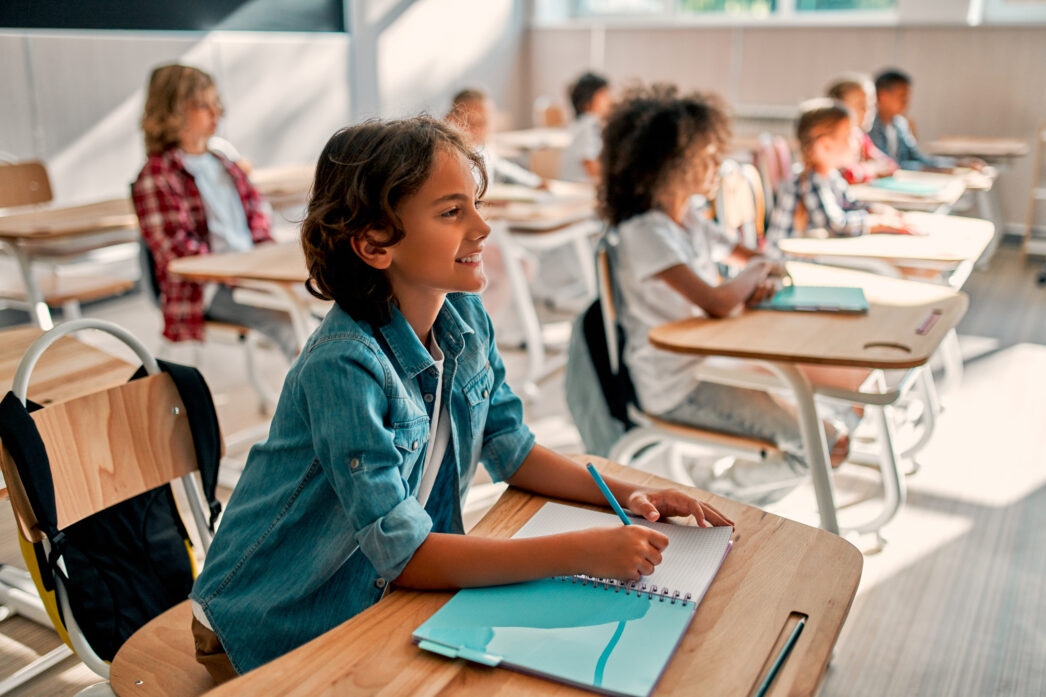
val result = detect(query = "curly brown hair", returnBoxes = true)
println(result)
[141,64,216,155]
[301,116,487,326]
[599,85,731,227]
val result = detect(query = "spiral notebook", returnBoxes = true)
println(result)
[413,502,734,697]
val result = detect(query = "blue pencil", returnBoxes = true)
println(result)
[586,463,632,526]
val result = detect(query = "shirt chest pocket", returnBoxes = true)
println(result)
[389,418,429,486]
[463,363,494,436]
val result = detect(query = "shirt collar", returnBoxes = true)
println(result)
[378,296,474,379]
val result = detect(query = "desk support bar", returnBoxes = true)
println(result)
[765,363,839,535]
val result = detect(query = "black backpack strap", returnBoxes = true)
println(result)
[130,361,223,529]
[0,391,66,589]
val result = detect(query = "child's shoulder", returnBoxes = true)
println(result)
[446,292,494,336]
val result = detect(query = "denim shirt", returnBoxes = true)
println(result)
[190,293,535,674]
[868,114,956,171]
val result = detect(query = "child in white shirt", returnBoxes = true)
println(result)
[560,72,612,183]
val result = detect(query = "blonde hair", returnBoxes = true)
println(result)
[141,64,216,155]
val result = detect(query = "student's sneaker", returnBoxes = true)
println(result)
[704,454,806,506]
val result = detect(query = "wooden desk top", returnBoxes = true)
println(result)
[0,164,313,241]
[778,212,993,264]
[490,127,571,153]
[925,136,1030,159]
[650,262,967,370]
[0,198,137,241]
[0,326,135,405]
[850,170,967,209]
[205,457,862,697]
[168,242,307,284]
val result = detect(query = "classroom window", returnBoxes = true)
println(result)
[678,0,776,16]
[578,0,668,15]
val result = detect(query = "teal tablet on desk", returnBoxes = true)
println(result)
[869,176,944,197]
[413,503,734,697]
[755,285,869,314]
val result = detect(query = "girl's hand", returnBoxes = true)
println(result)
[746,277,780,307]
[627,489,734,528]
[571,526,669,581]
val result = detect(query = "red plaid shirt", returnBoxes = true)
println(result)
[132,148,271,342]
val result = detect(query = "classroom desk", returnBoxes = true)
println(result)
[649,262,967,535]
[204,456,862,697]
[778,212,994,288]
[0,164,314,330]
[484,192,600,398]
[924,136,1030,161]
[489,126,570,157]
[850,170,967,212]
[166,241,314,349]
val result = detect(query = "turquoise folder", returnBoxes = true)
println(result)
[413,577,696,697]
[755,285,869,314]
[869,176,944,197]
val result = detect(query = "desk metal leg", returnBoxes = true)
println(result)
[265,282,313,350]
[975,188,1006,268]
[765,362,839,535]
[493,223,546,398]
[4,242,53,329]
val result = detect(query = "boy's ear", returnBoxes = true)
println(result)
[350,228,394,270]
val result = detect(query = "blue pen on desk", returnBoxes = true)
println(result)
[586,463,632,525]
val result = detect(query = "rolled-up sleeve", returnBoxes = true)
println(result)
[300,339,432,581]
[477,311,535,482]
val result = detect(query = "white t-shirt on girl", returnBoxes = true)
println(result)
[613,197,735,415]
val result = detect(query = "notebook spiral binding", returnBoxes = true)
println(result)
[555,575,694,607]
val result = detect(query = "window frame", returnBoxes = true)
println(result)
[535,0,900,27]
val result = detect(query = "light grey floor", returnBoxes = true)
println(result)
[1,240,1044,696]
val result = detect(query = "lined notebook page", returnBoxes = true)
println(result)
[513,502,733,601]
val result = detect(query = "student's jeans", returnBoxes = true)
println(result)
[205,285,298,361]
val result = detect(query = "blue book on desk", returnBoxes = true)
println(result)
[869,176,944,196]
[755,285,869,314]
[413,503,733,697]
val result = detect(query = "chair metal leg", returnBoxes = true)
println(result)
[242,331,277,414]
[0,565,75,696]
[0,645,75,696]
[846,404,907,537]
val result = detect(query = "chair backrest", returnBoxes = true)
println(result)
[595,240,619,374]
[772,135,795,182]
[533,96,566,128]
[0,160,53,208]
[528,147,564,180]
[715,159,759,249]
[740,162,767,243]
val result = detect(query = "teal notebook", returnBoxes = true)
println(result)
[869,176,943,196]
[755,285,869,314]
[413,503,734,697]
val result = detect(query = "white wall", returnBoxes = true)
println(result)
[0,30,352,205]
[526,24,1046,229]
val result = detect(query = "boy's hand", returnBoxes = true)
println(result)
[573,526,669,581]
[627,488,734,528]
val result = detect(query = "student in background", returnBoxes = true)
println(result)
[868,69,984,172]
[189,116,731,682]
[826,75,898,184]
[767,100,908,243]
[600,86,864,499]
[560,71,612,182]
[132,64,297,360]
[446,88,544,188]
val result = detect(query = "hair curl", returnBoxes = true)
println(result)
[599,84,731,227]
[141,64,216,155]
[301,116,487,326]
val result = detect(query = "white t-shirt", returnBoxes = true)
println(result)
[560,112,602,183]
[417,336,451,507]
[613,198,736,415]
[180,151,255,255]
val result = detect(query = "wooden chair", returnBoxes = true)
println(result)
[0,319,216,697]
[715,160,761,249]
[0,161,135,320]
[532,96,566,128]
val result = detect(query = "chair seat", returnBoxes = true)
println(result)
[203,320,251,338]
[0,274,133,305]
[110,600,215,697]
[639,409,781,457]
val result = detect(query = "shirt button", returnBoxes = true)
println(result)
[350,457,360,470]
[423,393,434,403]
[411,441,419,450]
[375,578,387,589]
[482,389,489,399]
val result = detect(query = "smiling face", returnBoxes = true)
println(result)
[382,147,491,308]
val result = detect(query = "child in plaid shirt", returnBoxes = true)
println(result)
[767,100,908,245]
